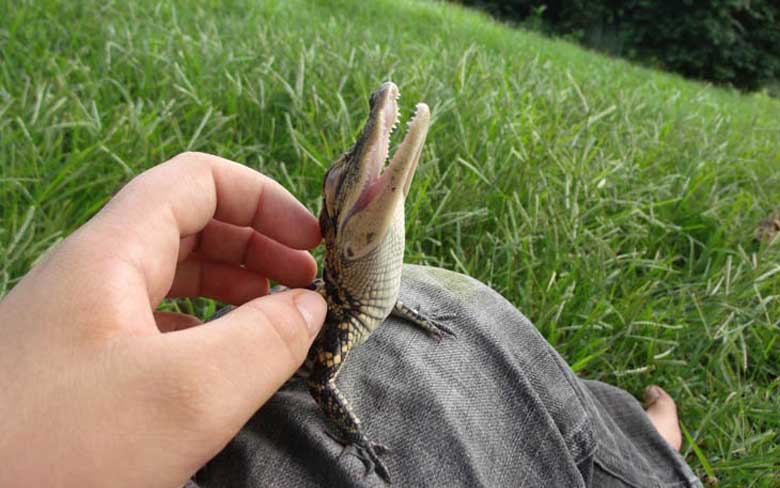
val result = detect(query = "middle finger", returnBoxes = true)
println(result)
[194,219,318,287]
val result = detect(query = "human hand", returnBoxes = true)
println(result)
[0,152,327,487]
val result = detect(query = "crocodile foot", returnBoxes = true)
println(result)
[351,440,391,483]
[392,300,457,341]
[327,430,391,483]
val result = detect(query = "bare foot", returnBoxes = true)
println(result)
[644,385,682,451]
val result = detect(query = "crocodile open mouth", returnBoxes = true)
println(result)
[350,83,431,215]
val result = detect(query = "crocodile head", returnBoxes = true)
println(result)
[320,82,430,314]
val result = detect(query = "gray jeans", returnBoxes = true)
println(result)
[192,265,701,487]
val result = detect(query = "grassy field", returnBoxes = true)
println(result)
[2,0,780,484]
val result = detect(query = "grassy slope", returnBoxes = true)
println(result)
[2,0,780,483]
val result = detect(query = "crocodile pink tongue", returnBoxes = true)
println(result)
[354,179,383,213]
[354,100,431,215]
[353,95,398,212]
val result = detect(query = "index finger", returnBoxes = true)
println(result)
[130,152,321,248]
[95,152,321,303]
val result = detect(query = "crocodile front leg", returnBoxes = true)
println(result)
[392,300,456,340]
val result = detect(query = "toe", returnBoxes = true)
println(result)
[644,385,683,451]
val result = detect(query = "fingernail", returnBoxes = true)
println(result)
[294,290,325,334]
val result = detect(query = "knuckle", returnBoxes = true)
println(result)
[246,298,310,366]
[119,171,148,196]
[117,341,224,437]
[166,152,217,183]
[170,151,210,165]
[150,361,223,434]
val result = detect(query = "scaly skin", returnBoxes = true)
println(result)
[302,82,452,483]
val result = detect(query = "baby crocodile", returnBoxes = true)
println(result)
[302,82,453,482]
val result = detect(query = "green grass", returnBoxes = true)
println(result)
[2,0,780,484]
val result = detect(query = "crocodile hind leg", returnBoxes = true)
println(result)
[305,336,391,482]
[392,300,456,340]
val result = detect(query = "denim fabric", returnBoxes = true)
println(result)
[193,265,701,487]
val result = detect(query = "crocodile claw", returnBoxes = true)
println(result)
[392,300,457,340]
[428,316,457,340]
[327,430,392,482]
[355,442,391,483]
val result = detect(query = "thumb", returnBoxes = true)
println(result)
[142,289,326,441]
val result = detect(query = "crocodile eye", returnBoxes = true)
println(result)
[323,156,346,215]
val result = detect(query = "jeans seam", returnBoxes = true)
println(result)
[594,442,699,488]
